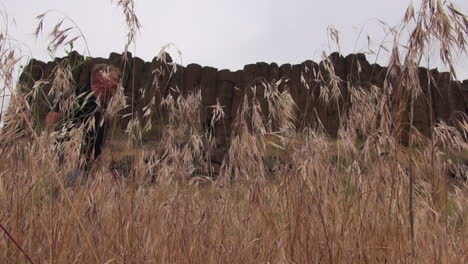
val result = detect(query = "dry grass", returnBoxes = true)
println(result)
[1,0,468,263]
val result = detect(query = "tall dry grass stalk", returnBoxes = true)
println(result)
[1,0,468,263]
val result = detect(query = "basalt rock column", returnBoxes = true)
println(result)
[17,51,468,142]
[66,51,84,83]
[200,66,218,130]
[256,62,270,120]
[135,61,155,128]
[266,63,280,130]
[150,53,174,124]
[19,59,46,91]
[215,70,236,146]
[291,64,303,128]
[167,64,184,99]
[449,80,466,125]
[267,63,280,83]
[124,56,146,130]
[463,80,468,113]
[294,60,319,130]
[35,61,57,126]
[301,60,320,129]
[182,63,203,97]
[230,69,245,125]
[413,67,432,138]
[432,71,452,123]
[320,52,346,137]
[232,64,256,130]
[18,59,47,127]
[370,64,387,88]
[344,52,371,116]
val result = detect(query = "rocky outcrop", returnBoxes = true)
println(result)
[18,51,468,143]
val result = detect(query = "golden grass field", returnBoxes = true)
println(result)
[1,0,468,263]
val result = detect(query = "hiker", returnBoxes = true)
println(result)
[46,63,120,172]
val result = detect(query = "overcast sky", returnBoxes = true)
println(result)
[2,0,468,77]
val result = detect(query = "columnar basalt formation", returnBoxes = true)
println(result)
[19,51,468,145]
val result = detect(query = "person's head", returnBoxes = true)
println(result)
[90,64,120,101]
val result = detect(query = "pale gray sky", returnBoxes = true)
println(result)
[2,0,468,76]
[2,0,467,126]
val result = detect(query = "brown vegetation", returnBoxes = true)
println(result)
[0,0,468,263]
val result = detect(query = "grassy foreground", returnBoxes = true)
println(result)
[1,0,468,263]
[1,128,468,263]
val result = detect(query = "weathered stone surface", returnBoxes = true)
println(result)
[449,80,466,123]
[267,63,279,83]
[150,53,173,123]
[66,51,84,82]
[256,62,269,80]
[128,57,146,96]
[77,59,92,90]
[255,62,269,118]
[31,61,57,127]
[136,61,154,124]
[308,61,327,131]
[19,59,46,89]
[413,67,431,137]
[234,64,256,114]
[200,66,218,126]
[120,56,145,130]
[183,63,203,97]
[230,69,244,123]
[301,60,320,128]
[290,64,302,111]
[217,69,235,108]
[150,52,173,102]
[20,52,468,142]
[293,61,313,128]
[321,52,346,136]
[345,53,372,86]
[370,64,386,88]
[291,64,302,124]
[278,64,291,86]
[167,64,184,98]
[230,64,257,131]
[432,71,452,123]
[463,80,468,114]
[42,61,57,97]
[278,63,292,93]
[215,69,235,144]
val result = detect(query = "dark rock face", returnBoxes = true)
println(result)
[433,71,452,123]
[414,67,431,138]
[256,62,269,119]
[231,64,256,127]
[345,53,372,86]
[123,56,145,130]
[462,80,468,114]
[279,64,293,94]
[449,80,466,124]
[326,53,346,137]
[200,66,218,127]
[183,63,203,97]
[300,60,320,128]
[291,64,302,126]
[215,70,235,145]
[230,69,244,125]
[19,52,468,143]
[267,63,280,83]
[167,64,184,98]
